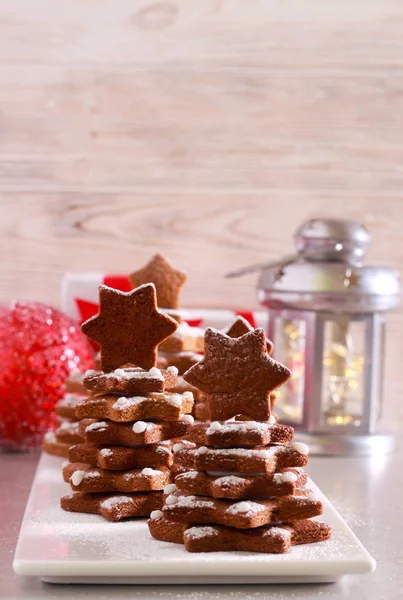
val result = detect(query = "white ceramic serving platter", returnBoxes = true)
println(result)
[13,453,375,585]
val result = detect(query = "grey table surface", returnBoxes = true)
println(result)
[1,443,402,600]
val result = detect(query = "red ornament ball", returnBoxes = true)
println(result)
[0,302,93,451]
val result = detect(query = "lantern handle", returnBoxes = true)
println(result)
[225,254,299,279]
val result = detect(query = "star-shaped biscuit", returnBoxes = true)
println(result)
[129,254,187,309]
[223,316,273,355]
[183,328,290,421]
[81,284,178,372]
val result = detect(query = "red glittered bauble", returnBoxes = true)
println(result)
[0,302,93,451]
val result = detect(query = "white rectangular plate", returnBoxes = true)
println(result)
[13,453,375,584]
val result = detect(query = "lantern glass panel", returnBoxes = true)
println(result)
[321,316,366,428]
[272,316,306,424]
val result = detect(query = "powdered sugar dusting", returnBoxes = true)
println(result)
[100,496,133,511]
[173,495,215,510]
[264,526,292,540]
[185,526,220,541]
[86,421,108,433]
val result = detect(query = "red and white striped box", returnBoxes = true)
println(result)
[61,272,267,331]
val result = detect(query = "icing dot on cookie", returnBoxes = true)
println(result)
[256,449,270,459]
[245,421,257,430]
[173,443,185,453]
[70,470,85,486]
[208,421,222,432]
[180,414,194,424]
[167,366,179,375]
[268,415,276,424]
[164,483,177,494]
[290,442,309,455]
[165,494,178,505]
[197,446,208,455]
[114,397,128,407]
[85,369,97,377]
[149,367,163,379]
[182,391,194,401]
[100,448,112,457]
[141,467,154,476]
[132,421,148,434]
[150,510,163,519]
[231,501,252,514]
[169,394,182,406]
[281,471,298,483]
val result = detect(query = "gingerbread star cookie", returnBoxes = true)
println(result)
[81,284,178,372]
[224,316,273,355]
[129,254,187,309]
[183,328,290,421]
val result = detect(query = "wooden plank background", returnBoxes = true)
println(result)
[0,1,403,422]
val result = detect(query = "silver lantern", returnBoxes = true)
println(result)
[231,218,400,456]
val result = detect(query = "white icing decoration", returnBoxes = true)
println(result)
[231,501,251,514]
[197,446,208,455]
[180,414,194,424]
[100,448,112,457]
[165,494,178,506]
[70,470,85,486]
[273,473,283,484]
[114,397,128,407]
[268,415,276,424]
[167,366,179,375]
[150,510,163,519]
[290,442,309,455]
[256,449,270,459]
[173,443,185,453]
[245,421,257,430]
[132,421,148,434]
[281,471,298,483]
[169,394,182,407]
[112,367,164,380]
[85,370,97,376]
[164,483,177,494]
[208,421,222,432]
[182,391,194,401]
[141,468,154,476]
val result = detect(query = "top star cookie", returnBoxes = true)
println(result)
[81,283,178,372]
[183,328,290,421]
[129,254,187,309]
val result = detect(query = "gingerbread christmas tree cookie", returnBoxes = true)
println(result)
[148,327,331,553]
[60,283,195,522]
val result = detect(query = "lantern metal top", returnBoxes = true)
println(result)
[295,218,370,264]
[256,218,400,313]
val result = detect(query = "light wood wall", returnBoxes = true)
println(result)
[1,1,403,421]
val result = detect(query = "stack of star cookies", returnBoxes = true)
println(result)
[148,327,331,553]
[60,283,195,521]
[129,253,205,417]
